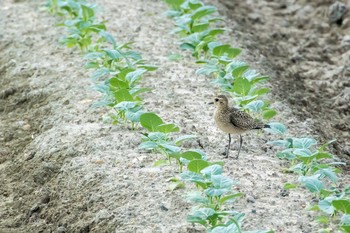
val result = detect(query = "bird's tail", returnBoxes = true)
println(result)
[254,123,270,129]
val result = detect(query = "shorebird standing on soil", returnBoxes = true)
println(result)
[212,95,270,158]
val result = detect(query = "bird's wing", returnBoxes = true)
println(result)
[230,108,259,130]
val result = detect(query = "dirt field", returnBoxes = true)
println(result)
[1,0,349,233]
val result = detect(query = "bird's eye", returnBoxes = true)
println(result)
[215,98,219,102]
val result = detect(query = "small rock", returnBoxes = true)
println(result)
[329,1,348,25]
[41,194,50,204]
[22,124,31,131]
[246,196,255,203]
[30,204,40,213]
[160,204,169,211]
[24,151,35,161]
[57,226,67,233]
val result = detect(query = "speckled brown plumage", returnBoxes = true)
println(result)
[213,95,269,158]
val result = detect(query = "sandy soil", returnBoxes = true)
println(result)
[0,0,349,233]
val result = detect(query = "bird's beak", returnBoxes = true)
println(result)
[208,102,214,105]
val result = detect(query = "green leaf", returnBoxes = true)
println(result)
[159,143,181,153]
[211,44,241,59]
[140,112,164,132]
[153,159,168,167]
[267,139,291,148]
[139,141,158,150]
[284,183,298,189]
[332,200,350,214]
[174,135,197,146]
[181,150,203,161]
[316,168,338,183]
[187,159,210,173]
[233,77,251,95]
[185,191,210,205]
[253,87,270,96]
[318,199,335,215]
[244,100,264,112]
[99,30,117,47]
[157,123,179,133]
[115,101,137,111]
[293,137,317,149]
[114,89,133,102]
[211,175,233,190]
[220,193,243,205]
[126,109,145,123]
[188,207,216,221]
[91,68,110,80]
[168,53,183,61]
[168,181,185,191]
[262,109,277,120]
[264,122,286,134]
[298,175,324,193]
[164,0,185,10]
[191,6,217,20]
[125,69,147,85]
[138,64,158,71]
[192,23,209,32]
[81,4,94,22]
[341,214,350,226]
[211,224,239,233]
[201,164,223,177]
[103,49,122,60]
[180,171,206,188]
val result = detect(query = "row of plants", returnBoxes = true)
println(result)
[163,0,350,232]
[46,0,271,232]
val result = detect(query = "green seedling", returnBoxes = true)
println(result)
[139,112,197,172]
[58,4,106,52]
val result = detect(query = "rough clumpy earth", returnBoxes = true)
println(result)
[0,0,349,233]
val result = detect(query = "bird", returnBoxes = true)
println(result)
[212,95,270,158]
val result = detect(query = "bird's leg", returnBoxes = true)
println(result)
[237,135,243,159]
[225,134,231,158]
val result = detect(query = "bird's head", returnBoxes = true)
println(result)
[213,95,229,108]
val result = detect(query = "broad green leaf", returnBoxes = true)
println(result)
[298,175,324,193]
[157,123,179,133]
[115,101,137,110]
[188,159,210,173]
[293,137,317,149]
[125,69,147,85]
[211,224,239,233]
[114,89,133,102]
[174,135,197,146]
[316,168,338,183]
[267,139,291,148]
[164,0,185,10]
[318,139,337,151]
[181,150,203,160]
[140,112,164,132]
[139,141,158,150]
[211,44,241,59]
[91,67,110,80]
[99,30,116,47]
[211,175,233,189]
[159,143,181,153]
[191,6,217,21]
[84,61,99,69]
[180,171,206,188]
[264,122,286,134]
[103,49,122,60]
[276,149,296,160]
[253,87,270,96]
[168,181,185,191]
[192,23,209,32]
[185,191,210,205]
[196,64,220,75]
[332,200,350,214]
[189,207,216,220]
[84,51,104,60]
[314,152,333,160]
[262,109,277,120]
[341,214,350,225]
[244,100,264,112]
[318,199,335,215]
[233,77,251,95]
[125,109,144,123]
[201,164,223,177]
